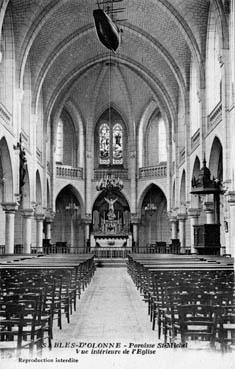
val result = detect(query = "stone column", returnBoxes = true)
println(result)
[2,203,18,254]
[131,214,140,251]
[226,191,235,256]
[177,213,187,254]
[44,212,55,240]
[22,209,34,254]
[169,216,178,239]
[187,208,200,254]
[129,152,137,214]
[204,201,214,224]
[35,213,44,252]
[82,215,92,252]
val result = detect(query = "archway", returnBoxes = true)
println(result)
[91,189,130,248]
[209,137,223,180]
[36,170,42,208]
[139,184,170,250]
[191,157,200,208]
[0,137,14,250]
[0,137,13,203]
[52,185,84,252]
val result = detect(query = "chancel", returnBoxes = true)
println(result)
[0,0,235,360]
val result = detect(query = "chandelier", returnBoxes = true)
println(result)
[96,171,123,192]
[144,191,157,216]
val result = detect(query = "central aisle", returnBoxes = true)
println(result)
[26,267,232,369]
[54,267,157,342]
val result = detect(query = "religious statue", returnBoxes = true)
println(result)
[104,196,117,220]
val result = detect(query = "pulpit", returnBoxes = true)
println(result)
[193,224,220,255]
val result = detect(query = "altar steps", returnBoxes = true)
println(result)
[95,258,127,268]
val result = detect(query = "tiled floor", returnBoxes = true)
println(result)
[53,267,157,342]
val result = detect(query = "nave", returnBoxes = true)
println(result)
[1,252,234,367]
[52,267,157,342]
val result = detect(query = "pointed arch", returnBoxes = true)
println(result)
[192,156,201,180]
[138,183,170,245]
[209,136,223,180]
[138,183,167,217]
[138,100,169,168]
[0,136,13,202]
[55,184,84,215]
[36,170,42,206]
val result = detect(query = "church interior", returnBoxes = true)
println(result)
[0,0,235,362]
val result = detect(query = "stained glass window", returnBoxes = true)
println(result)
[99,123,110,164]
[98,118,124,166]
[113,123,123,164]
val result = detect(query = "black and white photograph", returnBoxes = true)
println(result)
[0,1,234,368]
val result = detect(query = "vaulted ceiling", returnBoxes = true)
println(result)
[9,0,211,124]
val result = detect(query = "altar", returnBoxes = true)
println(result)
[91,234,131,248]
[90,191,132,250]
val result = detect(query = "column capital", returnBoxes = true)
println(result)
[187,208,200,218]
[131,213,141,224]
[177,213,187,221]
[21,208,34,218]
[169,215,177,223]
[225,191,235,204]
[45,209,55,223]
[203,201,214,212]
[82,214,92,224]
[35,213,45,222]
[1,202,18,213]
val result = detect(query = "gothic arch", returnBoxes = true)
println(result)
[209,136,223,180]
[191,156,201,180]
[0,136,13,202]
[138,183,170,246]
[180,170,186,208]
[36,170,42,206]
[137,183,167,218]
[55,184,84,216]
[138,100,170,168]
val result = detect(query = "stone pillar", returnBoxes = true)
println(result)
[44,212,55,240]
[129,152,137,214]
[187,208,200,254]
[22,209,34,254]
[204,202,214,224]
[226,191,235,256]
[131,214,140,251]
[35,214,44,252]
[177,213,187,254]
[2,203,18,254]
[82,215,92,252]
[169,216,178,239]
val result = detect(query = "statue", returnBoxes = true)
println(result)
[104,196,117,220]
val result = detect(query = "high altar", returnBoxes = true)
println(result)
[90,193,132,249]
